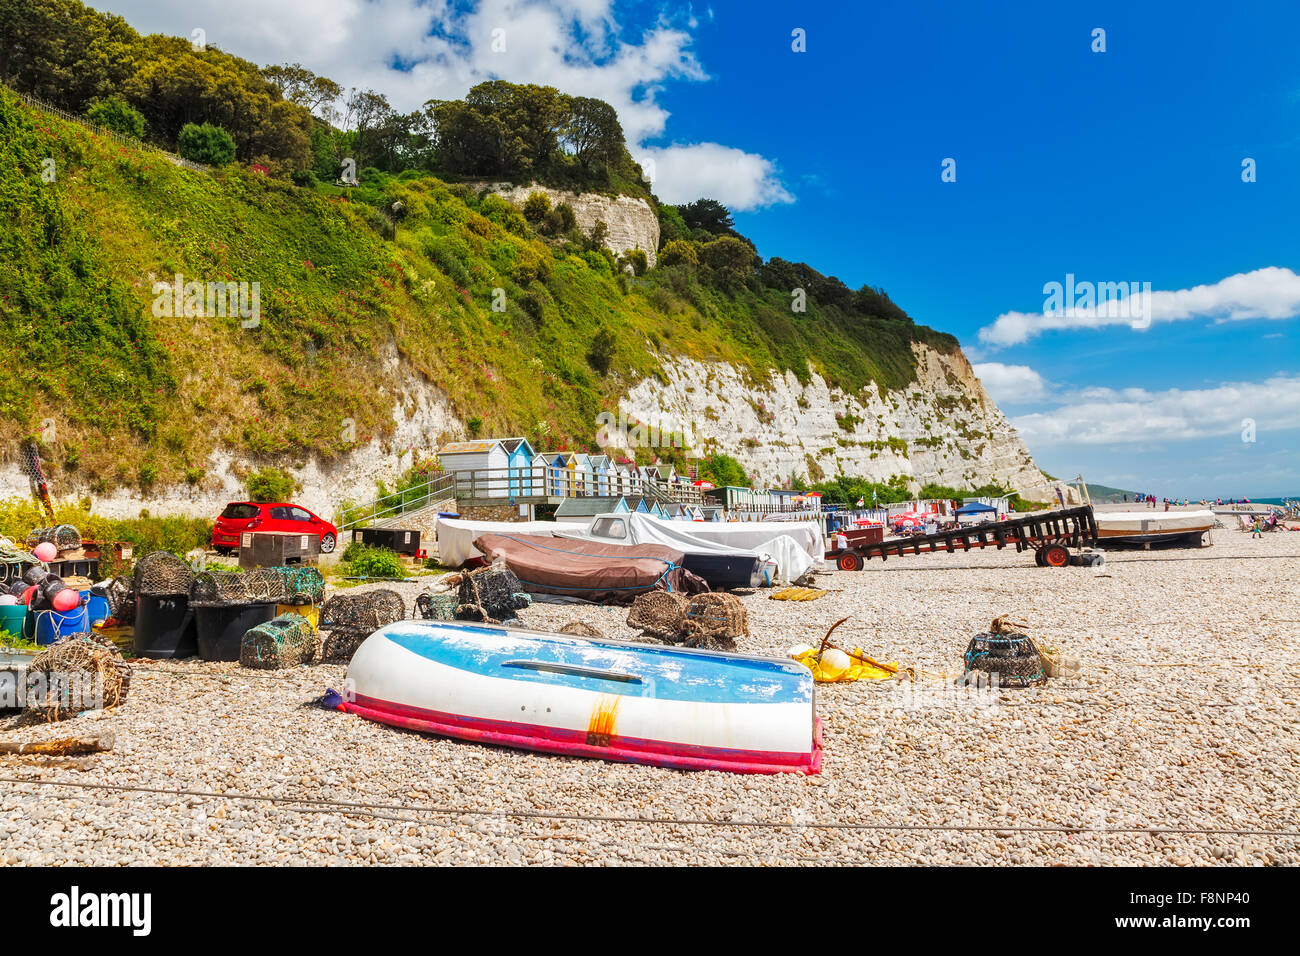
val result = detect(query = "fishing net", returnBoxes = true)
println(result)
[23,632,132,723]
[318,589,406,663]
[455,564,530,624]
[104,576,135,624]
[189,569,287,607]
[626,591,689,641]
[962,616,1045,688]
[133,552,194,597]
[240,613,318,669]
[24,525,82,551]
[0,540,38,585]
[272,566,325,605]
[683,593,749,650]
[559,621,604,638]
[415,592,459,621]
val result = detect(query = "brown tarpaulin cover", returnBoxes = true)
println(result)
[473,533,708,604]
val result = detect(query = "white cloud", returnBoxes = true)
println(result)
[1010,374,1300,446]
[980,267,1300,346]
[971,362,1048,404]
[641,142,794,210]
[99,0,790,208]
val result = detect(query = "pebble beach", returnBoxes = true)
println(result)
[2,525,1297,866]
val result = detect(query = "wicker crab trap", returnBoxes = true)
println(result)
[961,616,1046,688]
[455,564,530,624]
[240,613,319,669]
[317,589,406,663]
[133,551,194,598]
[25,524,82,552]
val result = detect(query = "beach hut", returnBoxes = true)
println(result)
[545,452,578,496]
[573,453,595,497]
[500,437,535,497]
[531,452,554,496]
[439,440,509,498]
[554,496,629,522]
[590,455,612,496]
[624,495,651,515]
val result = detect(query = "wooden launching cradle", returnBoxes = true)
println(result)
[826,505,1101,570]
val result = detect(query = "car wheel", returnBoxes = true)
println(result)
[319,533,336,554]
[214,546,232,557]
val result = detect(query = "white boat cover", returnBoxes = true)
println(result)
[435,518,563,567]
[676,518,824,562]
[554,512,816,585]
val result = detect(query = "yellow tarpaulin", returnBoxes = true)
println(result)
[792,647,899,682]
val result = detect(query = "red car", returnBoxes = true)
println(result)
[211,502,338,555]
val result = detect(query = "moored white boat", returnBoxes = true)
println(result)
[335,621,822,774]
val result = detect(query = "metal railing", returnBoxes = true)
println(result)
[3,81,211,175]
[336,472,457,531]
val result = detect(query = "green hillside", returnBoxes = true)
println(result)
[0,0,960,494]
[1069,480,1141,503]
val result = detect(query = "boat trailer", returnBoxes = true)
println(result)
[827,505,1102,570]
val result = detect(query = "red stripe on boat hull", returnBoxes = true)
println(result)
[338,693,822,775]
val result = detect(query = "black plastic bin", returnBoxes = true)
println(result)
[134,594,199,659]
[194,602,277,662]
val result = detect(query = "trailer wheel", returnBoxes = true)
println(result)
[1034,549,1047,566]
[837,551,863,572]
[1042,544,1070,567]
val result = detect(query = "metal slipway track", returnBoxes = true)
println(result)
[1,776,1297,845]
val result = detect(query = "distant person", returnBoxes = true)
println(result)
[1252,519,1262,539]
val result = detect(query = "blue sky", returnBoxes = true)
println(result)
[103,0,1300,496]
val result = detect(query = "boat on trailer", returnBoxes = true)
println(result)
[335,620,822,775]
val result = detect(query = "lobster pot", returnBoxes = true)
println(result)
[318,590,406,663]
[240,613,318,669]
[962,631,1046,688]
[133,552,194,597]
[415,592,458,621]
[455,565,529,623]
[626,591,688,642]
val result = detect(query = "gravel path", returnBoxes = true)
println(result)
[2,530,1297,865]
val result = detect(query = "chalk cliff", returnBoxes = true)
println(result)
[619,343,1066,501]
[485,183,660,267]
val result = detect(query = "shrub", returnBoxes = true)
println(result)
[579,249,612,276]
[342,543,406,579]
[177,123,236,165]
[659,239,699,267]
[291,168,318,188]
[86,96,144,139]
[698,236,756,287]
[587,327,616,375]
[618,248,648,276]
[246,467,296,502]
[522,191,552,223]
[553,202,577,232]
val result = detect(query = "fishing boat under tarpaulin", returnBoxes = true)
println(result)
[332,620,822,775]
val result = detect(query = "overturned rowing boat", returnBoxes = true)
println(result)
[334,620,822,774]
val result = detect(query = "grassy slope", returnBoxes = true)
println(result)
[1,90,959,492]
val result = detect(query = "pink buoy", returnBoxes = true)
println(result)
[33,542,57,563]
[0,594,16,606]
[52,588,80,613]
[21,585,36,605]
